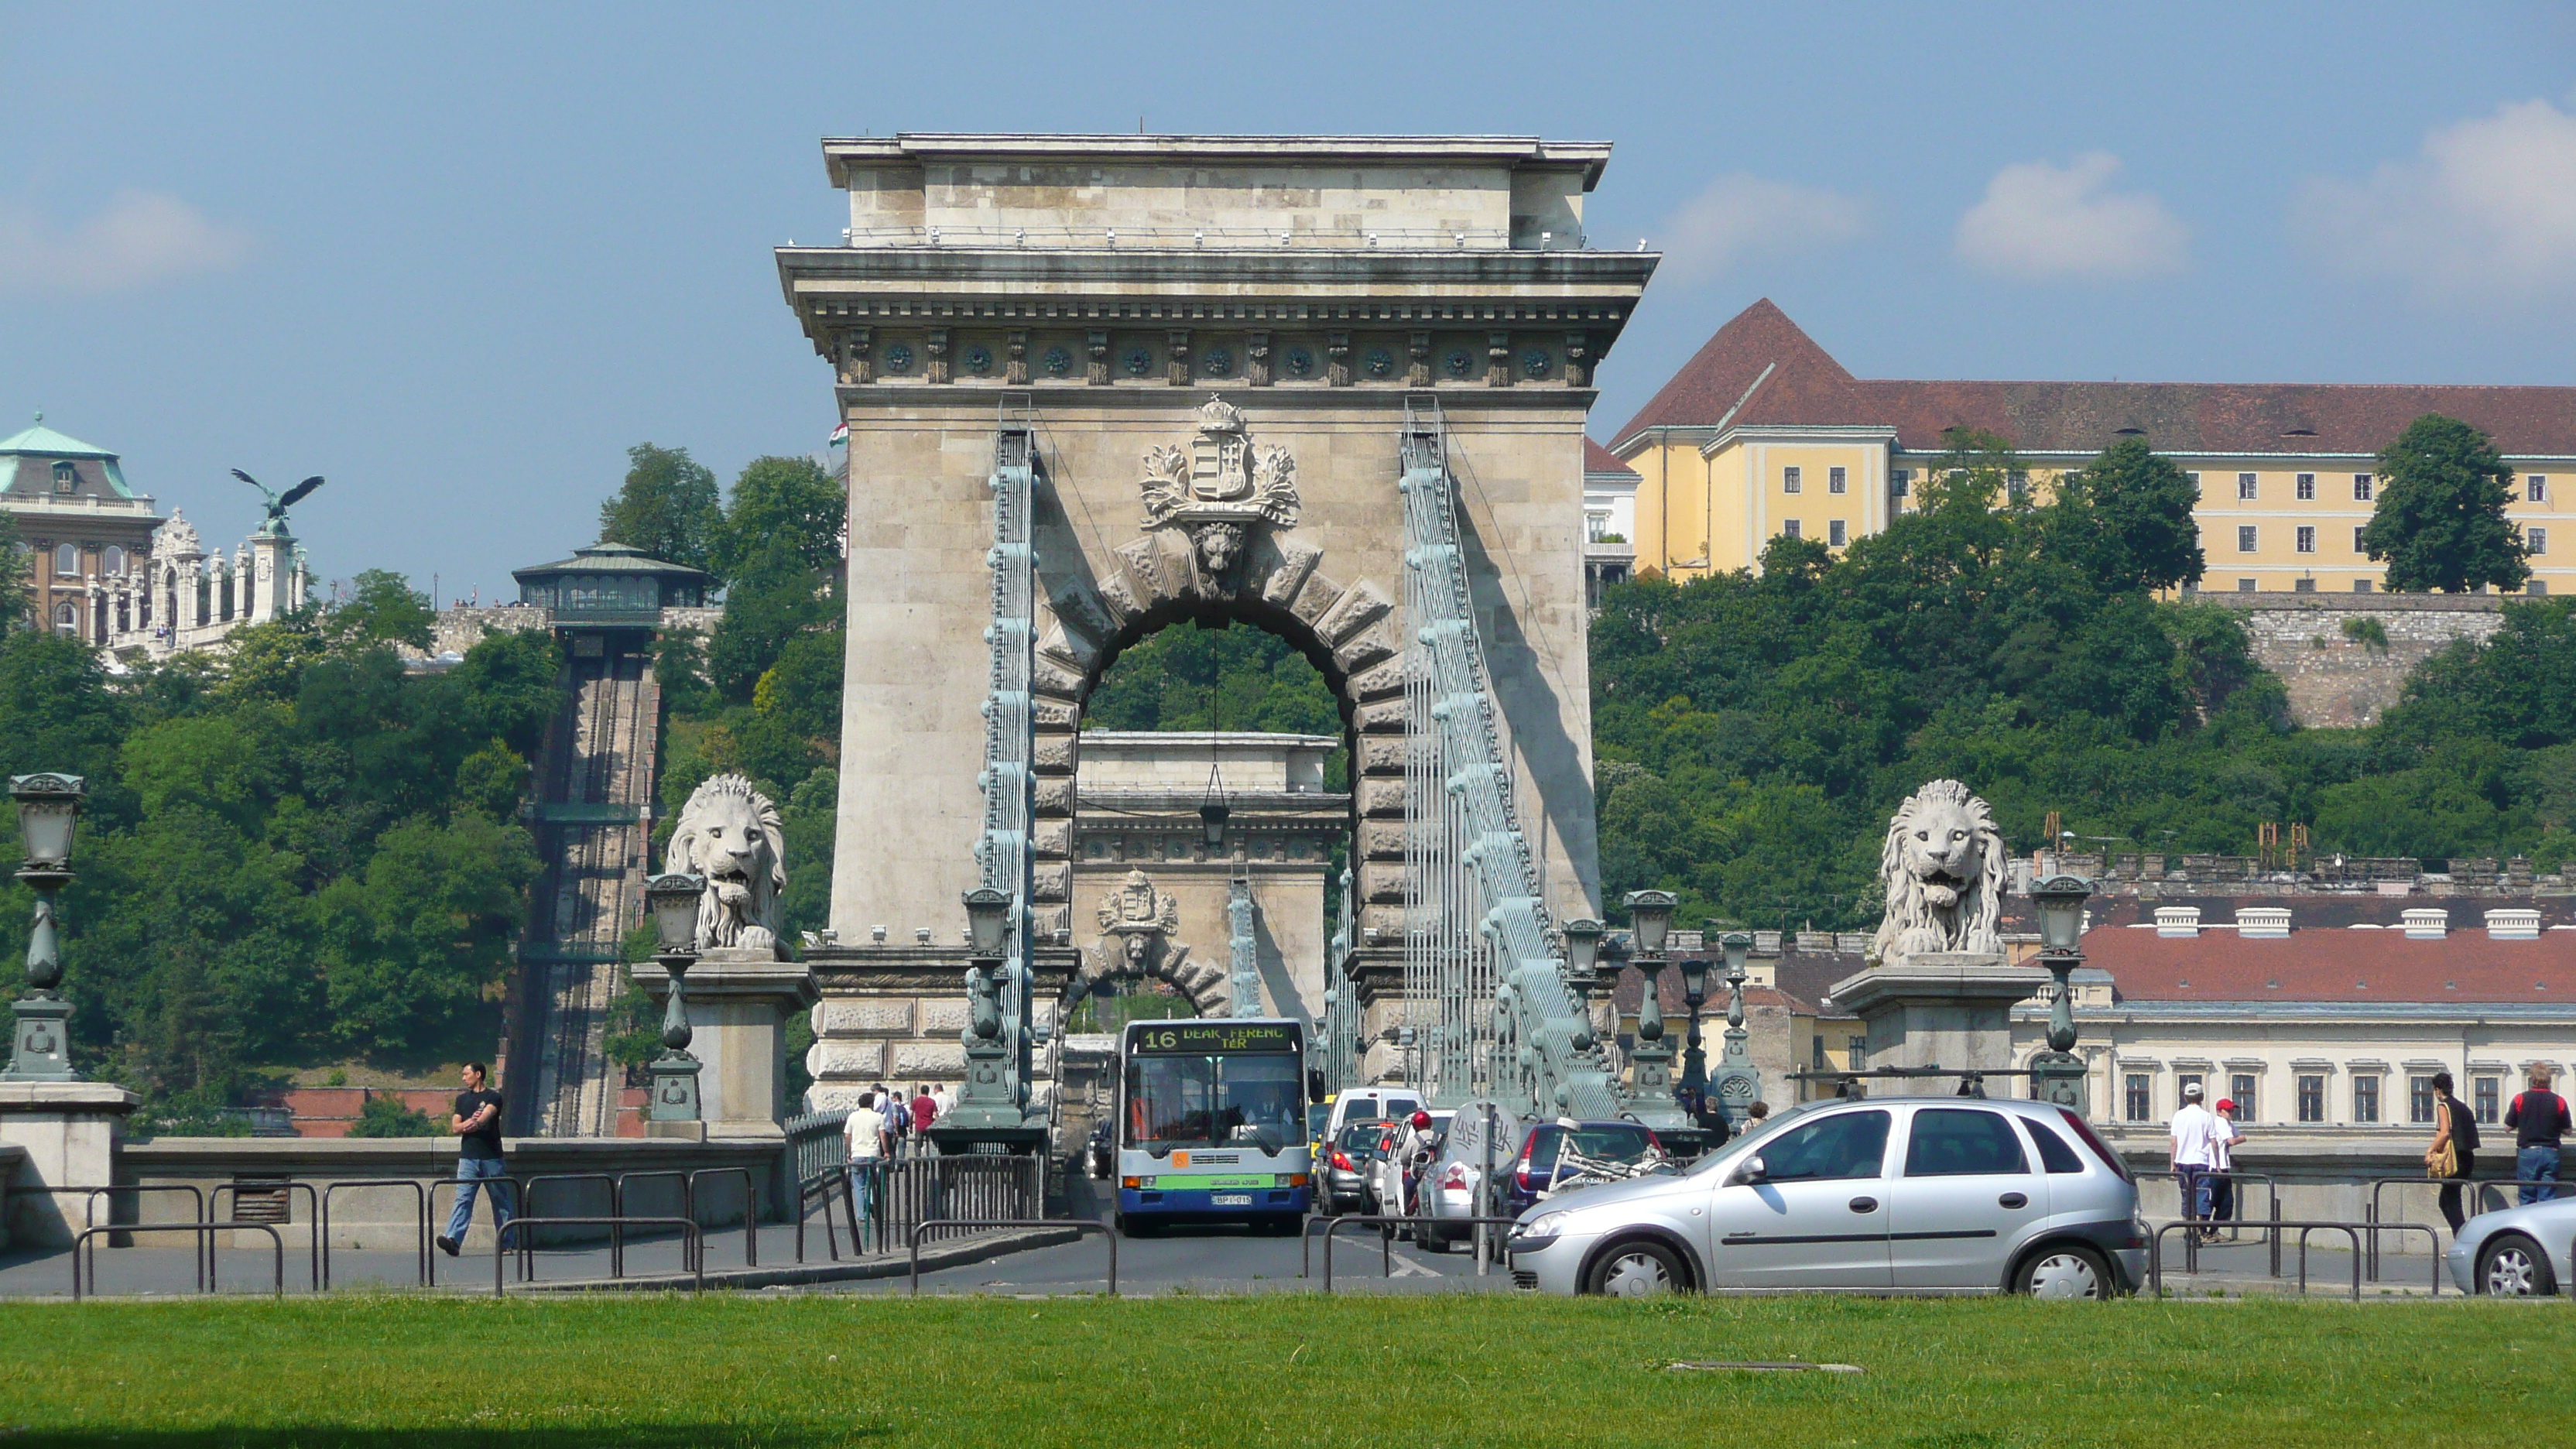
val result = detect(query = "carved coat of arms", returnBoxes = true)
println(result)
[1140,396,1300,575]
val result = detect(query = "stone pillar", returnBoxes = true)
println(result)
[633,947,818,1138]
[0,1081,138,1248]
[1829,953,2048,1081]
[248,531,296,625]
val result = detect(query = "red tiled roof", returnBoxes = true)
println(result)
[1615,300,2576,458]
[2083,924,2576,1004]
[1584,438,1636,477]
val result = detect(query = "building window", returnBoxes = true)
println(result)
[2354,474,2375,501]
[50,601,77,635]
[2297,1074,2325,1123]
[1783,466,1802,495]
[1828,465,1848,495]
[2238,472,2259,501]
[50,461,76,494]
[103,545,123,575]
[1585,512,1609,542]
[2475,1076,2501,1123]
[2355,579,2375,593]
[2237,526,2257,553]
[2410,1075,2439,1125]
[2354,1074,2380,1124]
[53,543,78,577]
[2355,526,2369,553]
[2294,577,2315,592]
[2532,581,2550,596]
[2125,1074,2151,1122]
[2007,470,2029,501]
[2231,1074,2257,1123]
[1782,519,1801,540]
[1846,1035,1867,1070]
[2237,577,2258,592]
[2297,526,2316,553]
[1828,519,1848,546]
[2297,473,2316,500]
[2531,527,2547,556]
[2178,1072,2204,1106]
[2530,475,2549,502]
[1890,469,1911,498]
[1810,1035,1827,1070]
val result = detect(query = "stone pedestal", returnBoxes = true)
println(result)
[634,947,817,1138]
[804,945,1077,1114]
[0,1081,138,1248]
[1829,953,2048,1081]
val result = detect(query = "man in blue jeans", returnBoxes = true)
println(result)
[2505,1065,2570,1205]
[437,1062,512,1256]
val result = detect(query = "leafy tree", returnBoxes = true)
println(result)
[317,814,538,1057]
[599,443,722,577]
[453,742,530,821]
[2042,436,2204,592]
[346,1094,438,1137]
[714,455,844,582]
[330,570,436,651]
[2363,414,2530,593]
[705,542,834,704]
[450,628,564,757]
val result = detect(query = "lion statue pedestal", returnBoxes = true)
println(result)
[1831,780,2047,1082]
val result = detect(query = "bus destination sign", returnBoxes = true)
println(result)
[1129,1022,1300,1054]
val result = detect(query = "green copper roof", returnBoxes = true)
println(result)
[512,540,711,581]
[0,413,117,460]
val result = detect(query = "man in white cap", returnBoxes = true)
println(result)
[2169,1080,2221,1232]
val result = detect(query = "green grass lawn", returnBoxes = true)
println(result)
[0,1293,2568,1447]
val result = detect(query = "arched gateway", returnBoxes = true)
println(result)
[779,135,1659,1140]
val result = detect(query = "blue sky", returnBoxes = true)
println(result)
[5,2,2575,601]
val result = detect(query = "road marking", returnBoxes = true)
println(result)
[1386,1249,1441,1278]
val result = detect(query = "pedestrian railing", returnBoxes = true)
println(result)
[877,1155,1044,1250]
[2146,1218,2444,1301]
[497,1216,702,1293]
[905,1218,1113,1297]
[792,1168,858,1263]
[211,1179,319,1290]
[76,1185,212,1286]
[2470,1178,2568,1214]
[2137,1170,2285,1276]
[72,1221,282,1301]
[518,1173,625,1278]
[318,1178,431,1290]
[1303,1214,1522,1293]
[687,1166,760,1269]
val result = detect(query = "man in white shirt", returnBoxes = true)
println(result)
[844,1091,892,1237]
[2169,1080,2221,1232]
[2205,1098,2249,1242]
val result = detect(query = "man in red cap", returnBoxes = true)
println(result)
[2205,1096,2248,1239]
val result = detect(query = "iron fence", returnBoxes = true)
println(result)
[73,1221,281,1301]
[318,1178,430,1290]
[498,1216,702,1293]
[2146,1218,2443,1302]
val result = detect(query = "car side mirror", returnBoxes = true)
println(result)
[1731,1155,1767,1186]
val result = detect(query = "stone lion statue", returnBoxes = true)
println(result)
[666,773,786,957]
[1869,779,2006,968]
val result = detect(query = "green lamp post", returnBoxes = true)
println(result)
[3,773,85,1082]
[1621,890,1678,1101]
[2025,875,2094,1113]
[1709,932,1760,1119]
[642,872,704,1122]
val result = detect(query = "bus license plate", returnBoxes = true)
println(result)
[1212,1193,1252,1207]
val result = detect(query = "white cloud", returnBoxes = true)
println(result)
[0,190,252,295]
[1653,173,1869,285]
[2293,98,2576,305]
[1954,152,2189,280]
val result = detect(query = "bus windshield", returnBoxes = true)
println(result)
[1125,1052,1303,1153]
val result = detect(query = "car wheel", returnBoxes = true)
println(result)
[2015,1243,2114,1300]
[1418,1228,1453,1254]
[2478,1235,2557,1297]
[1584,1238,1686,1299]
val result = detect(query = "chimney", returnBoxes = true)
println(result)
[2155,906,2201,938]
[2485,908,2542,941]
[2235,906,2293,939]
[2402,909,2450,940]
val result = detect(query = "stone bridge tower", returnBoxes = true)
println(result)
[777,135,1656,1111]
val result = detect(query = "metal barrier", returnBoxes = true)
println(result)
[520,1173,624,1279]
[211,1179,320,1290]
[319,1178,431,1290]
[881,1156,1044,1250]
[78,1185,211,1288]
[793,1170,858,1263]
[74,1222,282,1302]
[2147,1218,2443,1302]
[906,1218,1114,1297]
[2139,1170,2283,1277]
[687,1166,759,1269]
[498,1216,701,1294]
[1307,1214,1520,1293]
[426,1173,526,1287]
[2471,1178,2569,1214]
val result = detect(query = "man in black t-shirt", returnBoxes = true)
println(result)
[437,1062,513,1256]
[2506,1066,2571,1205]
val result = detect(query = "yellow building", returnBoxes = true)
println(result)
[1612,300,2574,595]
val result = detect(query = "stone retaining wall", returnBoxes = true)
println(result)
[2196,590,2506,729]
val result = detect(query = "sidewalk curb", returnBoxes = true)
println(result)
[509,1226,1083,1293]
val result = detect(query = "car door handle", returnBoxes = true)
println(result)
[1848,1196,1879,1214]
[1998,1192,2028,1210]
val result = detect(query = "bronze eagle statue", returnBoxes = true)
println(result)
[231,469,325,533]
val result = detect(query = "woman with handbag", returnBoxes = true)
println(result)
[2425,1070,2478,1233]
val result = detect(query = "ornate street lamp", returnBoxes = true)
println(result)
[961,886,1013,961]
[1560,917,1604,977]
[1620,890,1679,1104]
[4,773,85,1081]
[642,872,704,1122]
[1623,889,1675,957]
[2025,874,2094,1112]
[1711,932,1759,1120]
[1677,957,1711,1097]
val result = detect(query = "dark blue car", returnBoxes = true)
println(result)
[1504,1120,1667,1214]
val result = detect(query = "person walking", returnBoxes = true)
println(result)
[2505,1065,2569,1204]
[909,1084,938,1136]
[2206,1098,2247,1238]
[437,1062,512,1257]
[2169,1081,2221,1231]
[2424,1071,2479,1233]
[844,1090,892,1242]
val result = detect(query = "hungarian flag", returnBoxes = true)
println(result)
[829,420,849,447]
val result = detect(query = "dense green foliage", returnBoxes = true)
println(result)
[1084,621,1345,743]
[5,1294,2567,1447]
[2,592,555,1101]
[2364,413,2531,593]
[598,443,724,578]
[344,1093,439,1137]
[1591,431,2576,932]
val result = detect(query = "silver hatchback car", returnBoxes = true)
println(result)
[1506,1096,2146,1298]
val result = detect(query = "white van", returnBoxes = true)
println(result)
[1323,1086,1425,1144]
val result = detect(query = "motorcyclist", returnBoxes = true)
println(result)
[1390,1109,1441,1217]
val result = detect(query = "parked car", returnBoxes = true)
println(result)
[1502,1120,1672,1215]
[1506,1097,2148,1299]
[1417,1101,1529,1252]
[1319,1120,1393,1215]
[2446,1194,2576,1296]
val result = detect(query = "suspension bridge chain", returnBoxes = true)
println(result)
[1399,400,1622,1120]
[1227,876,1262,1017]
[972,395,1040,1116]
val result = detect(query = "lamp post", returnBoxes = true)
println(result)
[642,872,704,1122]
[4,774,85,1081]
[2025,874,2093,1112]
[1620,890,1677,1102]
[934,886,1047,1150]
[1709,931,1760,1121]
[1677,955,1711,1098]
